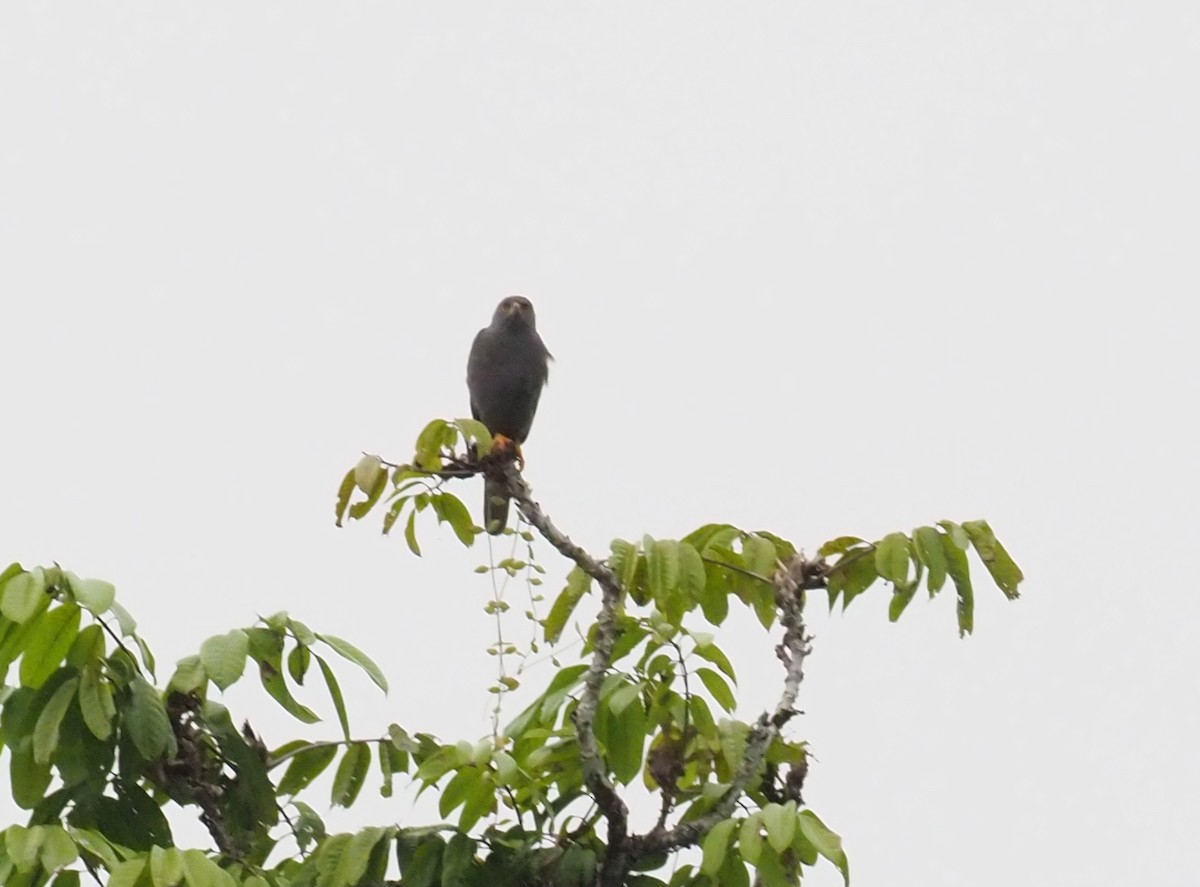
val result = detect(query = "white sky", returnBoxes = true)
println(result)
[2,3,1197,885]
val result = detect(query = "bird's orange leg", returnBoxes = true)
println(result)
[491,434,525,470]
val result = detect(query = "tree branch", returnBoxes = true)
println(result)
[494,461,631,886]
[425,447,821,882]
[632,554,816,859]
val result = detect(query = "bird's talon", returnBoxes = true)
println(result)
[489,434,525,469]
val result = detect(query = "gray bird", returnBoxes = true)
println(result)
[466,296,551,534]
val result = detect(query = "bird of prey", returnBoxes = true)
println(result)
[467,296,551,534]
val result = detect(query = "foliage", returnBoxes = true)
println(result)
[0,418,1023,886]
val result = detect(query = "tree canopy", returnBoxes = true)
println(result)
[0,418,1023,886]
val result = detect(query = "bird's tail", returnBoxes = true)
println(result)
[484,478,510,535]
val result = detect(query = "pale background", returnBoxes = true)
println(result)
[2,3,1197,885]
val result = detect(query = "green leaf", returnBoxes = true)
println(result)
[693,640,736,684]
[678,543,706,602]
[608,680,643,717]
[397,835,444,887]
[33,677,78,764]
[404,509,422,556]
[437,767,477,818]
[0,561,23,586]
[277,743,339,796]
[252,630,320,724]
[791,820,819,865]
[646,538,680,604]
[963,520,1023,599]
[682,523,740,555]
[334,468,356,527]
[20,604,81,688]
[317,634,388,693]
[287,646,309,690]
[135,635,156,677]
[762,802,798,854]
[828,551,878,610]
[106,859,146,887]
[333,826,386,887]
[331,742,371,807]
[67,829,120,869]
[441,832,477,887]
[743,534,777,578]
[316,655,350,739]
[606,692,647,784]
[609,539,641,594]
[688,693,716,736]
[696,667,736,713]
[9,745,52,809]
[289,617,318,645]
[124,676,177,760]
[313,832,350,887]
[938,519,970,549]
[873,533,910,585]
[167,655,207,695]
[454,418,493,456]
[108,601,137,637]
[797,809,849,886]
[65,574,116,614]
[199,630,249,691]
[752,584,777,630]
[66,623,105,669]
[697,563,730,625]
[739,814,764,864]
[941,532,974,636]
[913,526,948,594]
[717,853,751,887]
[700,818,736,876]
[414,419,449,471]
[181,849,235,887]
[754,846,791,887]
[818,535,865,557]
[348,460,388,520]
[888,583,920,622]
[378,738,396,797]
[2,570,45,623]
[382,497,408,535]
[150,845,185,887]
[431,492,478,547]
[39,825,78,873]
[5,824,43,872]
[543,566,591,645]
[506,663,588,738]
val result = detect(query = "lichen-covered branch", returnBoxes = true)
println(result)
[496,461,631,885]
[480,454,820,881]
[633,555,816,859]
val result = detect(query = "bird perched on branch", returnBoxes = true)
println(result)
[467,296,551,534]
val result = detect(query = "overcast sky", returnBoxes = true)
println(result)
[2,3,1197,885]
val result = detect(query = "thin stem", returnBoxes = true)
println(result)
[699,555,774,586]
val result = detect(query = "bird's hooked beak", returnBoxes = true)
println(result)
[497,297,534,323]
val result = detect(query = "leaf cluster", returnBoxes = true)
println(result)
[0,416,1026,887]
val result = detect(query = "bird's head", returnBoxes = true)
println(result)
[493,295,537,329]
